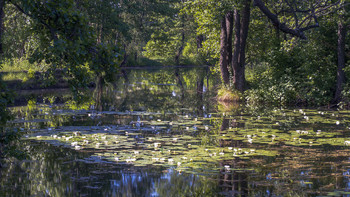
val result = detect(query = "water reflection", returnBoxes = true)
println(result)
[3,68,350,196]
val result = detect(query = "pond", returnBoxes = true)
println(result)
[1,67,350,196]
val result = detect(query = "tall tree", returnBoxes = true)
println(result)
[333,1,349,103]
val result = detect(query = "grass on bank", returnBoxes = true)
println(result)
[217,86,242,102]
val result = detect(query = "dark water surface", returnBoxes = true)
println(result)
[1,68,350,197]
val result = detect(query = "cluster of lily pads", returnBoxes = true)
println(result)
[22,107,350,174]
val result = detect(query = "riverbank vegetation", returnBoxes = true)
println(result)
[0,0,349,159]
[0,0,348,107]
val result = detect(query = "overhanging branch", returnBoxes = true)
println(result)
[9,0,58,40]
[253,0,310,39]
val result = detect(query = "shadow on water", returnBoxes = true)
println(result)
[2,67,350,196]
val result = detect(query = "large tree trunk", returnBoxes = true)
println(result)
[232,9,241,82]
[333,21,347,104]
[225,11,233,70]
[219,15,230,86]
[0,0,5,54]
[233,0,251,92]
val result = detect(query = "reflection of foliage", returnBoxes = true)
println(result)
[4,67,350,195]
[0,77,24,163]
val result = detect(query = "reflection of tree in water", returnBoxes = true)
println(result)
[219,158,248,197]
[217,118,248,196]
[0,141,166,196]
[97,67,216,116]
[154,169,221,196]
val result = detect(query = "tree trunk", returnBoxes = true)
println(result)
[226,11,233,70]
[0,0,5,54]
[95,74,103,111]
[196,35,204,50]
[232,9,241,82]
[232,0,251,92]
[175,31,185,66]
[219,15,230,86]
[333,21,347,104]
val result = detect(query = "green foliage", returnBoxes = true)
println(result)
[7,0,122,101]
[245,16,344,107]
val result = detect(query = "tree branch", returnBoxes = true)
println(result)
[253,0,309,39]
[9,0,58,40]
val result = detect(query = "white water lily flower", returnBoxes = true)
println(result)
[205,126,209,130]
[152,157,159,161]
[248,138,253,143]
[71,142,78,146]
[173,138,178,142]
[168,158,174,164]
[74,146,81,150]
[336,121,340,125]
[134,151,139,154]
[114,157,119,161]
[154,143,161,148]
[177,162,181,166]
[228,147,233,150]
[224,165,230,171]
[53,135,57,138]
[219,152,224,156]
[345,141,350,146]
[36,135,42,138]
